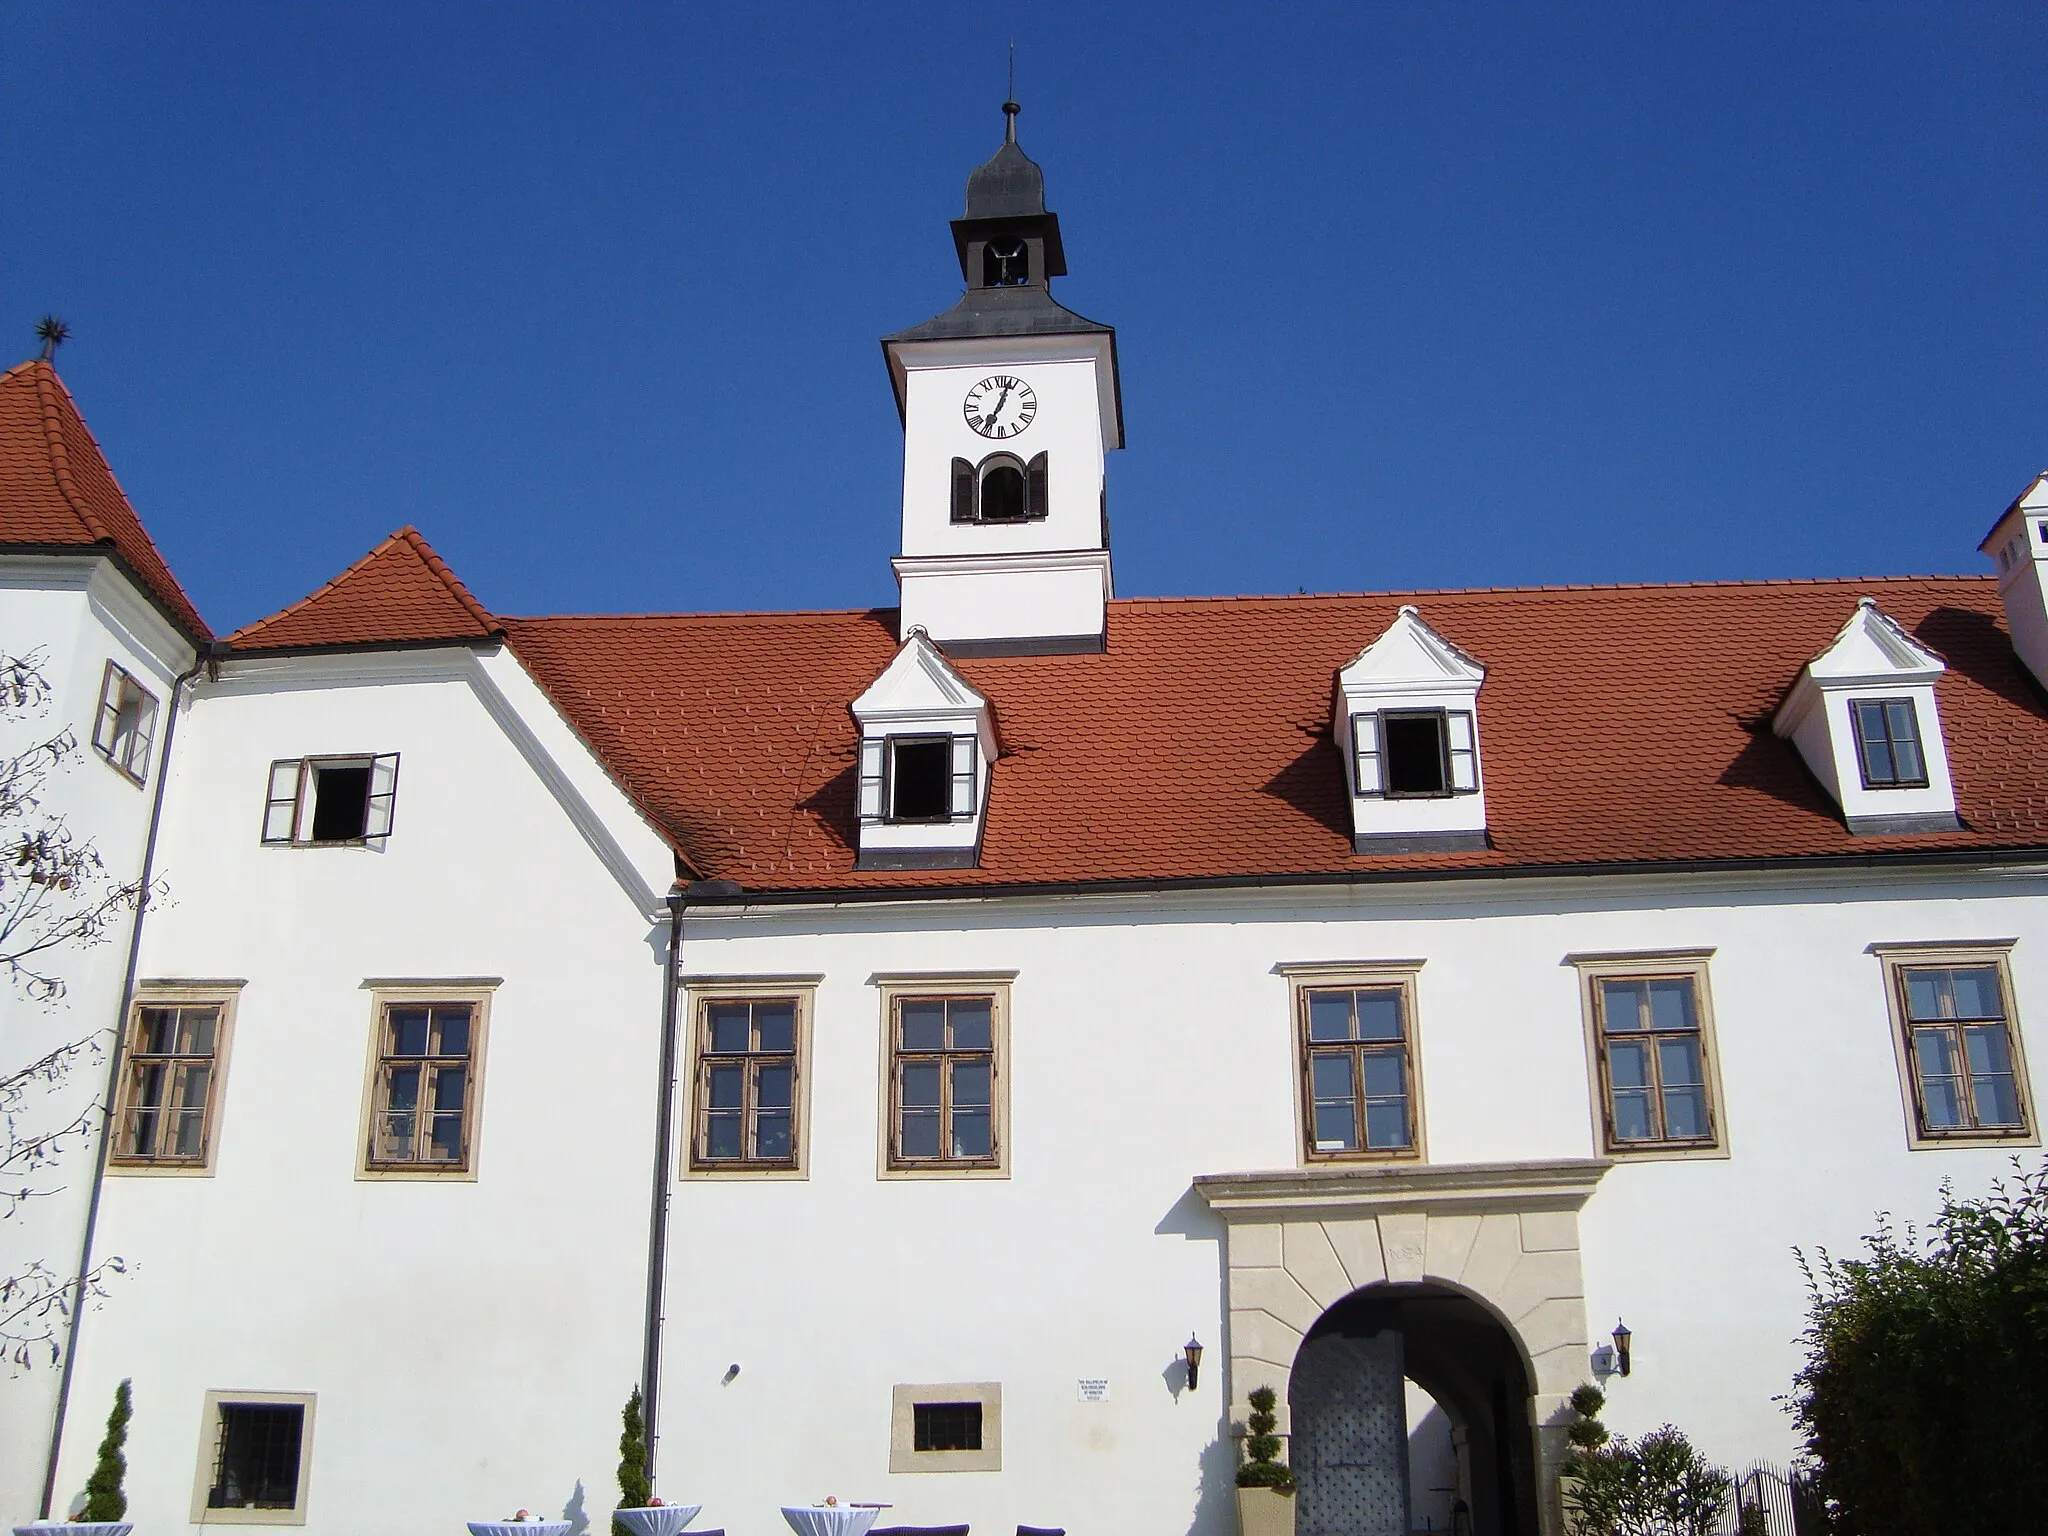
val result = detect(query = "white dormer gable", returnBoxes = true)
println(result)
[1333,606,1489,853]
[1980,471,2048,692]
[851,628,997,870]
[1772,598,1959,834]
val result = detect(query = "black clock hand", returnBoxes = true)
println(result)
[990,383,1012,420]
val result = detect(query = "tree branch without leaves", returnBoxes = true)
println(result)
[2,650,147,1368]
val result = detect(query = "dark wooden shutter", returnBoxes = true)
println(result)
[1026,452,1049,519]
[951,458,976,523]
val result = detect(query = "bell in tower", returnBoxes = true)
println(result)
[881,103,1125,657]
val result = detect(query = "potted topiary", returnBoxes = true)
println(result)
[15,1380,135,1536]
[610,1387,697,1536]
[1234,1385,1295,1536]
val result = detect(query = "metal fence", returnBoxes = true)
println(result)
[1713,1462,1828,1536]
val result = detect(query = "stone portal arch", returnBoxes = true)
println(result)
[1193,1159,1609,1536]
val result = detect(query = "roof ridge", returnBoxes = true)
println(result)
[228,527,415,643]
[29,361,112,544]
[397,525,499,632]
[1110,572,1994,606]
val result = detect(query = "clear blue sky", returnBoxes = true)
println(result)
[5,4,2045,632]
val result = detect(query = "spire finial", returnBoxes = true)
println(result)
[1003,41,1019,143]
[35,314,68,362]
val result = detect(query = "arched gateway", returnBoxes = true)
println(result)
[1193,1159,1610,1536]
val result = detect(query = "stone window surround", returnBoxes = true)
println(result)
[1567,949,1731,1162]
[108,980,245,1177]
[188,1388,317,1525]
[1870,940,2039,1151]
[888,1381,1002,1473]
[1194,1157,1610,1536]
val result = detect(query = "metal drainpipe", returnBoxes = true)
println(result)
[39,645,209,1518]
[640,880,739,1491]
[639,889,686,1490]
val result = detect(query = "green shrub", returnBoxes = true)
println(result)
[81,1379,132,1522]
[1562,1424,1729,1536]
[1235,1384,1294,1493]
[615,1385,650,1530]
[1791,1156,2048,1536]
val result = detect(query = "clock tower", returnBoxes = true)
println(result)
[883,101,1123,655]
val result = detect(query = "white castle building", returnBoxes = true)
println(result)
[4,106,2047,1536]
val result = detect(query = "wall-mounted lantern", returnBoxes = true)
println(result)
[1611,1320,1632,1377]
[1183,1336,1204,1391]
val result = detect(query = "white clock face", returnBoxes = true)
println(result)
[962,374,1037,439]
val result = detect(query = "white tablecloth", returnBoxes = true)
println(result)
[468,1521,573,1536]
[779,1506,881,1536]
[612,1508,700,1536]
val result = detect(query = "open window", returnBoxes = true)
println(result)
[1334,608,1489,852]
[949,452,1049,524]
[873,734,976,824]
[1353,709,1478,799]
[92,660,158,784]
[261,755,399,846]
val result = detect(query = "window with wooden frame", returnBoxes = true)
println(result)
[261,755,399,846]
[92,660,158,784]
[858,734,978,825]
[877,975,1012,1176]
[1850,698,1930,790]
[1351,709,1478,799]
[1875,944,2036,1148]
[359,986,493,1177]
[689,987,813,1173]
[1571,951,1727,1159]
[1287,966,1424,1161]
[110,986,241,1173]
[188,1390,315,1526]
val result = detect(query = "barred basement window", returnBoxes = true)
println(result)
[914,1401,983,1451]
[889,1381,1002,1473]
[261,755,399,845]
[1850,698,1930,789]
[190,1390,315,1524]
[92,661,157,784]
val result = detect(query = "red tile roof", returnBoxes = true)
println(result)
[0,359,210,641]
[229,526,498,650]
[499,575,2048,896]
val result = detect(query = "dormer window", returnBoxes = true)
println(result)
[877,734,977,824]
[1334,608,1488,854]
[1851,699,1929,790]
[950,452,1048,524]
[1773,600,1959,835]
[851,631,996,870]
[1355,709,1478,799]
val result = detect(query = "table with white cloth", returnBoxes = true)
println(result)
[779,1506,881,1536]
[468,1521,573,1536]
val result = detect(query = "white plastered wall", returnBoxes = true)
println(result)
[42,645,675,1536]
[654,866,2048,1536]
[0,555,195,1514]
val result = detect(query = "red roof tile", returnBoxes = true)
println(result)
[229,526,498,650]
[0,359,210,641]
[500,575,2048,895]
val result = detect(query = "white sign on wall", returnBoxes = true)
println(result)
[1076,1379,1110,1403]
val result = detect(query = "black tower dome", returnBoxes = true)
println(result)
[888,102,1110,349]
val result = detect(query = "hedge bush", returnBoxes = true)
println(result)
[1791,1157,2048,1536]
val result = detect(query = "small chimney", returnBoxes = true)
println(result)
[1979,472,2048,692]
